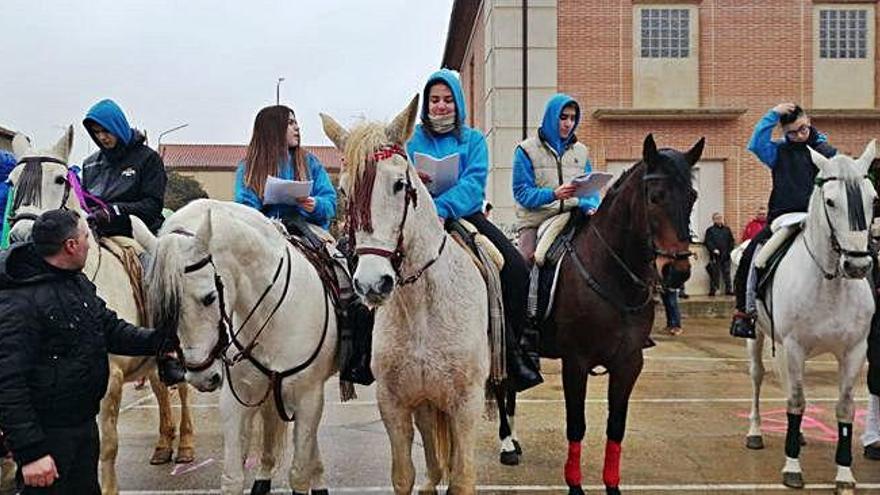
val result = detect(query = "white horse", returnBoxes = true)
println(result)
[136,199,338,495]
[5,127,195,494]
[321,96,489,494]
[745,140,877,493]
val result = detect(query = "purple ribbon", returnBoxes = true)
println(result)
[67,168,109,213]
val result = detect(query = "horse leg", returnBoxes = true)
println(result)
[781,342,807,489]
[147,369,176,465]
[98,364,125,495]
[507,388,521,455]
[287,384,326,494]
[413,404,443,493]
[603,354,644,495]
[746,335,766,449]
[377,386,416,495]
[175,382,196,464]
[832,343,866,493]
[219,385,257,495]
[251,401,287,495]
[0,456,16,495]
[495,383,518,466]
[447,389,483,495]
[562,356,589,495]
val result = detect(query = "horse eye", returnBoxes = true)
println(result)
[650,190,665,204]
[393,179,405,193]
[826,199,836,208]
[54,176,66,185]
[202,293,216,307]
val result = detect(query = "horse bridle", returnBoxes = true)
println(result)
[8,156,72,226]
[351,145,447,287]
[642,171,695,262]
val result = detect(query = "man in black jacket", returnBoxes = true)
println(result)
[0,210,171,493]
[82,99,166,237]
[704,212,735,296]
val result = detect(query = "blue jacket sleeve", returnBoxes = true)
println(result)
[234,162,263,210]
[747,109,781,168]
[577,158,601,212]
[302,154,337,226]
[512,146,556,208]
[433,132,488,220]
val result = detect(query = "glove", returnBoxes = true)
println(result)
[87,206,116,228]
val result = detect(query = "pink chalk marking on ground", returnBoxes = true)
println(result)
[170,458,214,476]
[736,406,868,444]
[245,456,259,470]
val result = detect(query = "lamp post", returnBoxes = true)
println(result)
[156,123,189,157]
[276,77,285,105]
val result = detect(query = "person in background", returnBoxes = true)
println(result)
[741,206,767,242]
[703,212,735,296]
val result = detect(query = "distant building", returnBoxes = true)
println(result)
[0,125,16,152]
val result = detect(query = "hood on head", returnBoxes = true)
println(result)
[539,93,580,156]
[420,69,467,127]
[83,99,134,148]
[0,150,16,179]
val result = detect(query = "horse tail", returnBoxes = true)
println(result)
[433,408,452,477]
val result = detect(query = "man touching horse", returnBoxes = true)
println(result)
[0,210,174,494]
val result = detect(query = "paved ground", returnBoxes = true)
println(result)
[81,317,880,493]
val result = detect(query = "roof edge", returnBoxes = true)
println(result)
[441,0,481,70]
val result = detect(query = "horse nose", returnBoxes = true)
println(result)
[379,274,394,294]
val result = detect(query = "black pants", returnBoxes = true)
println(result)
[18,421,100,495]
[868,258,880,396]
[463,213,530,345]
[734,225,772,311]
[708,256,732,294]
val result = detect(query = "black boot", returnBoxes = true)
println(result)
[507,332,543,392]
[157,354,186,386]
[340,300,375,386]
[729,310,756,339]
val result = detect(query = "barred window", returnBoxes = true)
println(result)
[819,9,868,59]
[640,8,690,58]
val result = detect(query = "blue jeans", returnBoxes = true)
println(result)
[661,288,681,328]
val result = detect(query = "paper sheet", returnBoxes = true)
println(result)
[263,176,313,205]
[413,152,460,195]
[572,172,614,198]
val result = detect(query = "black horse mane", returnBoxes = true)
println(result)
[12,160,43,211]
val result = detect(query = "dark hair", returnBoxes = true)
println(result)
[32,209,81,257]
[244,105,309,199]
[421,80,461,138]
[779,105,805,126]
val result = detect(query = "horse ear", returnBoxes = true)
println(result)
[857,139,877,175]
[320,113,349,151]
[808,146,831,174]
[12,133,31,158]
[130,215,158,255]
[685,137,705,168]
[386,94,420,146]
[50,125,74,161]
[194,209,213,254]
[642,134,660,166]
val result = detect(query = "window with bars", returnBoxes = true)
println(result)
[640,8,690,58]
[819,9,868,59]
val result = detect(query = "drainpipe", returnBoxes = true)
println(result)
[522,0,528,140]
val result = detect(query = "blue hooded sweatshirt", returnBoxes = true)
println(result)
[512,93,600,212]
[83,99,135,149]
[234,151,337,230]
[0,150,16,214]
[406,69,488,220]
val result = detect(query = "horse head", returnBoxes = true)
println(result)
[321,94,430,306]
[641,134,703,288]
[808,139,877,279]
[7,126,77,242]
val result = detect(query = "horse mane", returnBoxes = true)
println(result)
[145,232,189,335]
[340,121,393,233]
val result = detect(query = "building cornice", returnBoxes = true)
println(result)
[591,108,747,121]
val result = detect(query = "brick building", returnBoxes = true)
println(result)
[442,0,880,242]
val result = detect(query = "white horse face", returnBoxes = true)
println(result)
[810,140,877,279]
[175,259,226,392]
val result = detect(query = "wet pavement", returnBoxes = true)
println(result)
[109,317,880,494]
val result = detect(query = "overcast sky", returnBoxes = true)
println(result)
[1,0,454,162]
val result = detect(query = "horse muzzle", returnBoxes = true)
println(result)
[353,273,395,306]
[841,254,872,279]
[661,263,691,289]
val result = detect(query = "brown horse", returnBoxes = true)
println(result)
[552,134,703,495]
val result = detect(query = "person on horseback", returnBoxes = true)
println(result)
[512,93,600,264]
[234,105,373,385]
[730,103,837,338]
[82,99,167,237]
[406,69,542,392]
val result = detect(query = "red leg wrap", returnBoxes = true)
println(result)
[603,440,622,487]
[564,441,582,486]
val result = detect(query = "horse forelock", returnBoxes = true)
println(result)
[341,122,396,234]
[12,160,44,211]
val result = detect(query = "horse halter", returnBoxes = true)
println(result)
[806,175,873,278]
[642,171,694,262]
[8,156,72,226]
[351,145,447,287]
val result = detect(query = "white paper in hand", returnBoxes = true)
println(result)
[572,172,614,198]
[413,152,460,195]
[263,176,313,205]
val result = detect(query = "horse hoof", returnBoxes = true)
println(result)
[500,450,520,466]
[416,487,439,495]
[292,491,307,495]
[250,479,271,495]
[835,481,855,495]
[149,447,173,465]
[174,447,195,464]
[782,472,804,489]
[513,439,523,455]
[606,486,621,495]
[568,486,586,495]
[745,435,764,450]
[311,490,329,495]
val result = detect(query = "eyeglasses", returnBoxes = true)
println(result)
[784,125,810,140]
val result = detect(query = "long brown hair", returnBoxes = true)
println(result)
[244,105,310,198]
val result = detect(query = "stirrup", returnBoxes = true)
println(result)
[729,311,756,339]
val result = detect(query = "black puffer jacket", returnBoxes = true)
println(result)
[0,243,164,465]
[82,130,167,235]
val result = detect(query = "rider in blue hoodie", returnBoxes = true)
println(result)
[512,94,600,263]
[82,99,167,237]
[407,69,542,391]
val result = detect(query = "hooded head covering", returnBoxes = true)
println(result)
[420,69,467,133]
[83,99,135,150]
[539,93,580,156]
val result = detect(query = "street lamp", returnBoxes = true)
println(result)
[156,123,189,157]
[276,77,285,105]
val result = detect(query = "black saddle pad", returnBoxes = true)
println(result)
[756,229,801,302]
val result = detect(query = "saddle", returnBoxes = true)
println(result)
[754,213,806,301]
[535,211,572,267]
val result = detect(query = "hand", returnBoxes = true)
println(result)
[296,196,316,213]
[87,207,114,228]
[417,171,433,184]
[22,455,58,487]
[772,102,797,115]
[554,184,576,200]
[713,249,720,255]
[586,208,597,216]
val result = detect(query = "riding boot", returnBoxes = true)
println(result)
[520,320,542,373]
[507,325,543,392]
[340,297,375,386]
[729,310,756,339]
